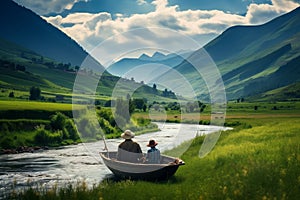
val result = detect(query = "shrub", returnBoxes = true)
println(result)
[50,112,67,130]
[9,92,14,98]
[34,125,49,146]
[77,118,97,139]
[65,120,79,140]
[0,137,14,149]
[34,125,63,146]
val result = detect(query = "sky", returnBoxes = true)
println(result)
[13,0,300,66]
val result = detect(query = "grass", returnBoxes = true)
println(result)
[8,114,300,199]
[0,100,82,111]
[133,101,300,123]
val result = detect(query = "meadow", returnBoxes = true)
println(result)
[0,99,159,149]
[6,101,300,199]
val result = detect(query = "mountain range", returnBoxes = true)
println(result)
[108,8,300,100]
[0,0,299,102]
[109,6,300,101]
[176,6,300,100]
[0,1,172,102]
[107,51,192,77]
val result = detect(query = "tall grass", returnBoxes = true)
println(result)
[10,117,300,199]
[0,100,77,111]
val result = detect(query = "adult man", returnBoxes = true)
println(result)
[117,130,143,163]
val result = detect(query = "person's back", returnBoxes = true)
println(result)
[118,139,142,162]
[117,130,142,163]
[146,139,161,164]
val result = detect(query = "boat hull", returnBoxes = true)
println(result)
[100,151,184,181]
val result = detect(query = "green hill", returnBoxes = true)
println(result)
[0,0,89,66]
[174,7,300,101]
[248,82,300,102]
[0,37,178,103]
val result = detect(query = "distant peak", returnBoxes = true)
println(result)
[138,51,167,61]
[139,53,151,60]
[152,51,166,59]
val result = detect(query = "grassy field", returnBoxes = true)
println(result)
[7,101,300,199]
[133,101,300,123]
[0,100,76,111]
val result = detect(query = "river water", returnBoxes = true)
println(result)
[0,123,230,198]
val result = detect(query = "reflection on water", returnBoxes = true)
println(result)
[0,123,230,198]
[0,156,61,173]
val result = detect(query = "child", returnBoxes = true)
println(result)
[146,139,161,164]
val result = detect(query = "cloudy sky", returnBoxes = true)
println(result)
[13,0,300,66]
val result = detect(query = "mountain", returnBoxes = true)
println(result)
[139,52,166,61]
[0,36,180,103]
[107,51,192,77]
[205,7,300,64]
[0,36,90,93]
[248,82,300,102]
[0,0,89,66]
[174,6,300,100]
[0,1,180,103]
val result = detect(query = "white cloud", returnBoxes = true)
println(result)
[13,0,88,15]
[137,0,147,5]
[151,0,170,11]
[245,0,300,24]
[43,0,300,65]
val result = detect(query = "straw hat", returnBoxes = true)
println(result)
[147,139,158,147]
[121,130,135,139]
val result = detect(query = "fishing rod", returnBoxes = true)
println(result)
[102,132,109,158]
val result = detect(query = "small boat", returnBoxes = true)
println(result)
[100,151,185,181]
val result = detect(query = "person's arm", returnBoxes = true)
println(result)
[137,144,142,153]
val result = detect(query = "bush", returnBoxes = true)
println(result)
[50,112,67,130]
[77,118,98,139]
[34,125,63,146]
[65,120,79,140]
[9,92,14,98]
[34,125,49,146]
[0,137,14,149]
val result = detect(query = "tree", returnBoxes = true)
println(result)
[50,112,67,130]
[40,56,44,63]
[8,92,14,98]
[115,98,131,123]
[29,86,41,100]
[143,104,147,112]
[133,98,146,110]
[126,94,135,115]
[16,64,26,71]
[153,84,157,90]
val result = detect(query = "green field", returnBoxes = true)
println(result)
[0,99,159,149]
[9,112,300,199]
[0,100,76,111]
[1,98,299,199]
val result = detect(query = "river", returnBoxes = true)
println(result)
[0,122,230,198]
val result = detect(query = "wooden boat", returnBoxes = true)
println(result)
[100,151,185,180]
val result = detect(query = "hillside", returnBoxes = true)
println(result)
[248,82,300,102]
[174,7,300,100]
[205,7,300,65]
[0,37,70,93]
[0,0,89,66]
[0,36,180,103]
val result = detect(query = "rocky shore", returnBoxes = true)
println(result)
[0,146,49,154]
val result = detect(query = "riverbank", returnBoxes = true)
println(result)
[7,117,300,199]
[1,122,225,199]
[0,145,50,154]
